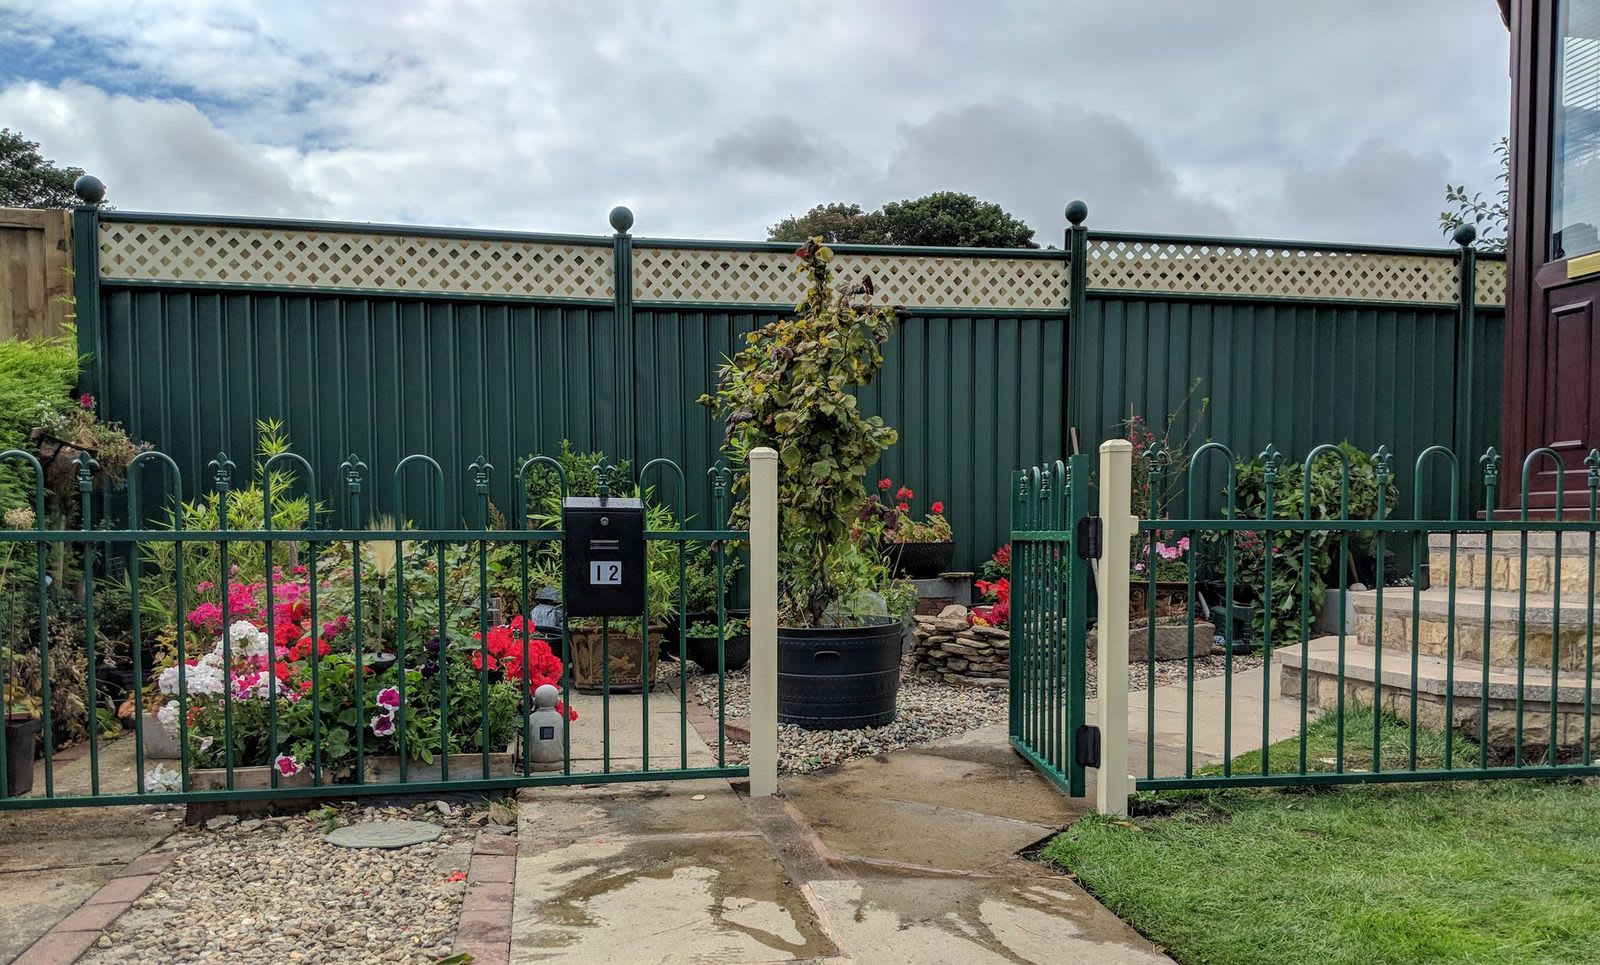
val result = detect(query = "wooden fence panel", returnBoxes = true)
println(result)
[0,208,73,340]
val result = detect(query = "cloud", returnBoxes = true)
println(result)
[0,1,1513,246]
[0,81,323,217]
[1268,138,1458,244]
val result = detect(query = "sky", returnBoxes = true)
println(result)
[0,1,1513,247]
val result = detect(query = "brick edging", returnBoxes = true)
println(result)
[451,832,518,965]
[17,849,177,964]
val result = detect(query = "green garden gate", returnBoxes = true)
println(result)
[1007,454,1092,797]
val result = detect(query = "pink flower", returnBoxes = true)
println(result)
[195,581,215,593]
[376,687,400,709]
[1134,562,1146,573]
[187,602,223,629]
[78,393,95,410]
[274,754,301,777]
[370,713,396,737]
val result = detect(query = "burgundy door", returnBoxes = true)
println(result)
[1527,269,1600,510]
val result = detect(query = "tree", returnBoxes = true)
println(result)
[0,129,88,209]
[768,203,889,244]
[769,192,1038,248]
[1438,137,1508,252]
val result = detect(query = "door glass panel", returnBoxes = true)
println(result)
[1554,0,1600,260]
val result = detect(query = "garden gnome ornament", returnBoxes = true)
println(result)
[527,684,566,772]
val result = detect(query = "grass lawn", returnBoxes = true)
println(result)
[1043,709,1600,964]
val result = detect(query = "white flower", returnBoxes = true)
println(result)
[186,662,225,695]
[229,620,269,657]
[157,665,180,696]
[156,700,180,735]
[146,765,181,793]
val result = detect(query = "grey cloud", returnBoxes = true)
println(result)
[1268,138,1456,244]
[710,117,853,179]
[0,81,323,217]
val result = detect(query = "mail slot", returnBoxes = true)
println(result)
[562,496,646,617]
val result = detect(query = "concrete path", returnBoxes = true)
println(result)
[0,735,179,963]
[1099,664,1305,779]
[512,691,1169,963]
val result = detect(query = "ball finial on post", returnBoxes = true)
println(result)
[73,174,106,205]
[1452,222,1478,248]
[1065,199,1089,226]
[608,205,634,234]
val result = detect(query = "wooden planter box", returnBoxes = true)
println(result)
[362,751,518,785]
[189,764,317,792]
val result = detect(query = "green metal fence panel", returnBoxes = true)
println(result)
[860,311,1068,573]
[1072,294,1506,524]
[101,288,630,525]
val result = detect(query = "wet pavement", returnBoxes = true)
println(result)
[511,714,1168,963]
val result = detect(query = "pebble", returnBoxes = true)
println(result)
[80,802,476,964]
[683,649,1265,774]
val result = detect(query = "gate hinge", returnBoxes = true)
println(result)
[1076,517,1102,560]
[1074,725,1102,768]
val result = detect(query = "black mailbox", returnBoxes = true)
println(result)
[562,496,646,617]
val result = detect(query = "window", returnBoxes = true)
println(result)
[1554,0,1600,260]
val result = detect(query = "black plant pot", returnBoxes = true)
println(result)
[886,540,956,579]
[777,618,902,731]
[4,716,40,797]
[685,631,751,673]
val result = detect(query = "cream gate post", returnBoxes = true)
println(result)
[748,447,779,796]
[1096,440,1136,817]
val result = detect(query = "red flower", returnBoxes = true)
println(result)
[877,478,892,491]
[78,393,95,410]
[895,486,913,501]
[931,501,944,514]
[896,502,909,512]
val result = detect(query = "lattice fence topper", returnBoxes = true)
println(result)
[1085,238,1471,305]
[1474,258,1507,308]
[632,246,1069,309]
[98,221,615,300]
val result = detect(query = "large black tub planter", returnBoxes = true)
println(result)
[777,618,902,730]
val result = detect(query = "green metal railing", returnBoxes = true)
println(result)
[1008,454,1090,797]
[0,447,748,809]
[1129,442,1600,792]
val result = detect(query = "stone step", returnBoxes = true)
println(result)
[1426,531,1598,596]
[1351,587,1600,672]
[1277,636,1600,753]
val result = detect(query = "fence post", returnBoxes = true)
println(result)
[610,206,637,465]
[1454,223,1478,489]
[71,175,107,401]
[1064,200,1089,457]
[1096,439,1135,816]
[747,446,779,796]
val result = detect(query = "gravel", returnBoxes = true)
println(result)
[677,648,1266,775]
[82,801,484,964]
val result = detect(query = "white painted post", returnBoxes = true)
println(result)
[1096,439,1136,817]
[747,446,779,797]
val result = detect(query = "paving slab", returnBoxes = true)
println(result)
[808,877,1169,964]
[512,834,834,963]
[519,778,750,843]
[0,736,178,963]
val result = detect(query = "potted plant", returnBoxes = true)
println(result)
[700,237,908,731]
[683,616,751,672]
[2,648,41,797]
[869,479,954,578]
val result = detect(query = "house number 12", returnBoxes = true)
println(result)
[589,561,622,585]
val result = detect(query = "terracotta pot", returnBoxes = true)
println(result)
[569,627,658,693]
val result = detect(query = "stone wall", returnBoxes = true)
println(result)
[909,605,1010,687]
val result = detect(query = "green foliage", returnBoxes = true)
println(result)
[1219,443,1398,643]
[769,192,1038,248]
[1439,136,1508,253]
[0,129,88,209]
[767,203,888,244]
[700,239,900,626]
[0,333,79,512]
[139,420,317,623]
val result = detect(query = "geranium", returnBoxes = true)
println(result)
[864,478,952,545]
[895,486,913,501]
[931,501,944,514]
[877,478,892,491]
